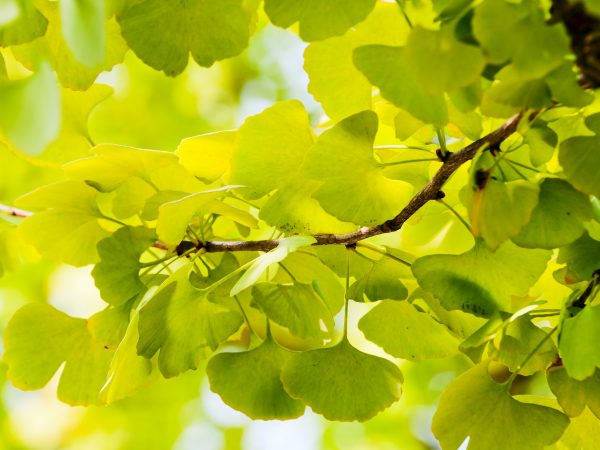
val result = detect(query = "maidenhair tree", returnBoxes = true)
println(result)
[2,0,600,448]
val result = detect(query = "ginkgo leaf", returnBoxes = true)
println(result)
[206,335,305,420]
[4,303,113,406]
[412,241,550,316]
[303,2,409,120]
[405,26,485,95]
[264,0,376,42]
[272,251,344,314]
[92,226,157,306]
[559,305,600,380]
[230,236,316,296]
[473,0,569,78]
[137,265,243,378]
[117,0,252,76]
[347,257,408,302]
[64,144,202,193]
[99,312,154,404]
[251,282,334,339]
[547,366,600,418]
[432,362,569,450]
[281,338,402,421]
[12,1,127,90]
[176,131,235,183]
[559,134,600,198]
[230,100,314,199]
[465,177,539,250]
[353,45,448,125]
[155,189,231,245]
[16,180,110,266]
[488,316,556,376]
[59,0,105,67]
[359,300,458,361]
[557,232,600,283]
[512,178,592,249]
[0,0,47,46]
[304,111,413,225]
[0,63,60,155]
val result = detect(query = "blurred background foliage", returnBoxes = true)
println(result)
[0,6,473,450]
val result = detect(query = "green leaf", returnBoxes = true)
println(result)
[230,236,316,296]
[353,45,448,125]
[176,131,235,183]
[0,0,47,45]
[65,144,203,193]
[473,0,569,78]
[512,179,592,249]
[555,406,600,450]
[559,134,600,198]
[12,1,127,90]
[264,0,376,41]
[117,0,252,76]
[99,312,154,404]
[547,367,600,418]
[155,188,231,245]
[4,303,113,405]
[557,232,600,283]
[252,282,334,339]
[281,338,402,421]
[304,111,412,225]
[359,300,458,361]
[559,305,600,380]
[524,122,558,167]
[59,0,106,67]
[92,226,157,306]
[0,63,60,155]
[412,241,550,316]
[405,26,484,95]
[348,257,408,302]
[303,1,409,120]
[259,179,355,234]
[206,336,305,419]
[137,265,243,377]
[16,180,110,266]
[432,362,569,450]
[465,178,539,250]
[230,100,314,199]
[481,73,552,118]
[488,317,556,376]
[272,251,345,314]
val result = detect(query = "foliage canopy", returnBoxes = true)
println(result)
[2,0,600,448]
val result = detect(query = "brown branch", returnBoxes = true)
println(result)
[196,111,527,253]
[0,111,527,253]
[0,204,32,218]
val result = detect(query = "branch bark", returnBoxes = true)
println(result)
[2,111,527,253]
[197,111,527,253]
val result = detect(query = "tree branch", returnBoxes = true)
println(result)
[1,111,527,254]
[197,111,527,253]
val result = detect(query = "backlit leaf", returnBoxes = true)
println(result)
[281,337,403,421]
[207,335,305,419]
[432,362,569,450]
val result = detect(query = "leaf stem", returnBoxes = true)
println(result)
[379,158,439,167]
[234,294,256,337]
[343,251,350,338]
[505,326,557,387]
[278,262,296,282]
[356,242,412,267]
[437,199,472,234]
[436,127,449,158]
